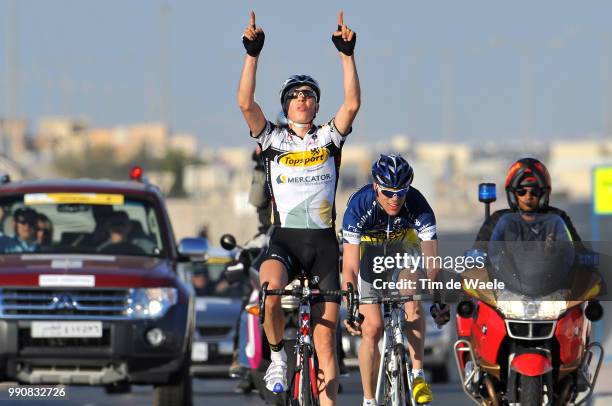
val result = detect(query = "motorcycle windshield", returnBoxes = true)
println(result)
[487,212,576,299]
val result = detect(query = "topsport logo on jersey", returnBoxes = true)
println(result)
[277,148,329,167]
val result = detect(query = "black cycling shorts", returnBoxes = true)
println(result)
[264,227,340,304]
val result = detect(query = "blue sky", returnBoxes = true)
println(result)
[3,0,612,147]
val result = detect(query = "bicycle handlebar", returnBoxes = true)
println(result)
[263,288,350,297]
[258,282,361,326]
[370,293,435,304]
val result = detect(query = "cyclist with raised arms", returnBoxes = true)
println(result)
[237,10,360,406]
[342,154,450,405]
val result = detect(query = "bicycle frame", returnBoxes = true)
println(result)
[375,301,414,406]
[291,288,319,404]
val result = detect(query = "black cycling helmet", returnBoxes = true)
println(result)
[371,154,414,189]
[279,75,321,116]
[504,157,551,210]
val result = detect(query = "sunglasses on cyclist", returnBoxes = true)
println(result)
[287,89,317,100]
[515,188,543,197]
[378,186,409,199]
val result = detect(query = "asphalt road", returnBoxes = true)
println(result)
[0,370,474,405]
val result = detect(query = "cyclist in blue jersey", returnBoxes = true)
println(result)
[237,11,360,406]
[341,155,449,406]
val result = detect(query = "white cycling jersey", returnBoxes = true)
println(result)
[252,119,349,229]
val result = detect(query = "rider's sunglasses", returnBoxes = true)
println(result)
[287,89,317,100]
[378,186,409,199]
[515,188,543,197]
[16,219,35,227]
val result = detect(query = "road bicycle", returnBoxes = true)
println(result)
[260,276,360,406]
[373,292,433,406]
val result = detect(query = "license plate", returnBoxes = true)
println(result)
[191,342,209,362]
[31,321,103,338]
[39,274,95,287]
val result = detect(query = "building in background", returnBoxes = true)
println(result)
[0,118,28,159]
[10,114,609,242]
[35,117,89,158]
[169,133,198,157]
[549,139,612,200]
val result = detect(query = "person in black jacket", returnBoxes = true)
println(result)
[474,157,582,251]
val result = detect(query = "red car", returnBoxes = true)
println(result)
[0,171,203,406]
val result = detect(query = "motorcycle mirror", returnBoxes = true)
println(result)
[457,300,475,318]
[220,234,238,251]
[585,300,603,322]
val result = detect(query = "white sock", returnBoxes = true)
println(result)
[363,398,376,406]
[270,348,287,363]
[412,368,424,379]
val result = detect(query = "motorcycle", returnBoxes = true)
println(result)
[453,184,605,406]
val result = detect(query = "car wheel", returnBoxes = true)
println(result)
[431,364,450,383]
[153,353,193,406]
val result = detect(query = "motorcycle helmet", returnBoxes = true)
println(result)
[504,157,551,210]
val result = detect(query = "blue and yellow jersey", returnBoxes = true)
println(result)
[342,184,437,246]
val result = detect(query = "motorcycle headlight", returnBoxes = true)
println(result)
[496,291,568,320]
[126,288,178,319]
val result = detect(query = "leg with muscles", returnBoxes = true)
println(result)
[259,259,289,393]
[404,301,432,403]
[312,301,340,406]
[358,303,383,405]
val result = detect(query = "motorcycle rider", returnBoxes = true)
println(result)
[237,10,360,405]
[341,154,450,406]
[474,157,583,248]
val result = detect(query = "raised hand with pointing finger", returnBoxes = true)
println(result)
[242,11,265,57]
[331,11,356,56]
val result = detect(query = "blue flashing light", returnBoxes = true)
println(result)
[478,183,496,203]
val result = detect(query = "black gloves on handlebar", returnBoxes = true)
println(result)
[430,302,450,327]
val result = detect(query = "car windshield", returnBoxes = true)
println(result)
[191,259,249,298]
[0,192,165,257]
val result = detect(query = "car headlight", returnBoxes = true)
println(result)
[126,288,178,319]
[496,290,568,320]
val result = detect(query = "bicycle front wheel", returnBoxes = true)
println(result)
[291,346,318,406]
[393,344,413,406]
[387,344,411,406]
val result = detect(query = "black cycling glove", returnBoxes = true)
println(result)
[243,31,265,57]
[430,302,450,327]
[331,25,356,56]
